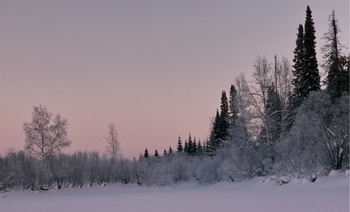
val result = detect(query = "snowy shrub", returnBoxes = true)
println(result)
[276,92,349,177]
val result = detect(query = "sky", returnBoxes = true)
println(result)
[0,0,348,158]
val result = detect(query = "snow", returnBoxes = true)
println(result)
[1,174,348,212]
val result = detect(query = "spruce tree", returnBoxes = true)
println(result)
[193,137,198,156]
[154,150,159,157]
[208,110,221,153]
[144,148,149,158]
[292,24,305,107]
[229,84,239,124]
[176,136,183,153]
[197,140,203,156]
[208,91,230,155]
[187,134,194,156]
[265,84,282,142]
[184,140,188,154]
[322,10,349,100]
[218,91,230,144]
[303,5,320,94]
[220,91,229,118]
[168,146,173,154]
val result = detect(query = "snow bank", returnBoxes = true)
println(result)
[1,174,348,212]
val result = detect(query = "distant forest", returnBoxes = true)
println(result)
[0,6,348,191]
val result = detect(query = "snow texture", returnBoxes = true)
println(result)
[1,174,348,212]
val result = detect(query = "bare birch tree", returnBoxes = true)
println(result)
[105,123,120,160]
[23,105,70,160]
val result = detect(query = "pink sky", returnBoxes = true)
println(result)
[0,0,348,158]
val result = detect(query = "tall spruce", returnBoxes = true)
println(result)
[218,91,230,143]
[292,24,305,107]
[208,91,230,154]
[208,110,221,156]
[322,10,349,100]
[303,5,320,93]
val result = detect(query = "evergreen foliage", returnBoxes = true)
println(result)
[303,6,321,94]
[2,6,349,192]
[322,11,349,100]
[265,84,282,142]
[292,24,305,107]
[144,148,149,158]
[229,84,239,124]
[176,137,183,153]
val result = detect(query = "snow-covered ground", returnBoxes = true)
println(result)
[1,173,349,212]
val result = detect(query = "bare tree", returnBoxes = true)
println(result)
[250,55,273,144]
[234,74,257,140]
[276,57,293,137]
[23,105,70,160]
[105,123,120,160]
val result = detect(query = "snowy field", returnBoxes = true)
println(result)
[1,174,349,212]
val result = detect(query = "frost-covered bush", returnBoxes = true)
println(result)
[276,92,349,177]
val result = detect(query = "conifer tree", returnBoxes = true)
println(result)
[229,84,239,124]
[187,134,194,156]
[292,24,305,107]
[218,91,230,145]
[208,110,221,154]
[322,10,349,100]
[292,6,320,105]
[168,146,173,154]
[154,150,159,157]
[184,140,188,154]
[265,84,282,142]
[144,148,149,158]
[220,91,229,118]
[197,140,203,156]
[176,136,183,153]
[193,137,198,156]
[303,5,321,93]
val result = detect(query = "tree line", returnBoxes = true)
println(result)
[0,6,348,191]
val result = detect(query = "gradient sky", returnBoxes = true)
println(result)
[1,0,348,158]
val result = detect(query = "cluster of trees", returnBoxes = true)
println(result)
[0,6,348,191]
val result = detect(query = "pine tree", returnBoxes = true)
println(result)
[176,136,183,153]
[154,150,159,157]
[144,148,149,158]
[303,5,320,93]
[322,10,349,100]
[163,149,167,156]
